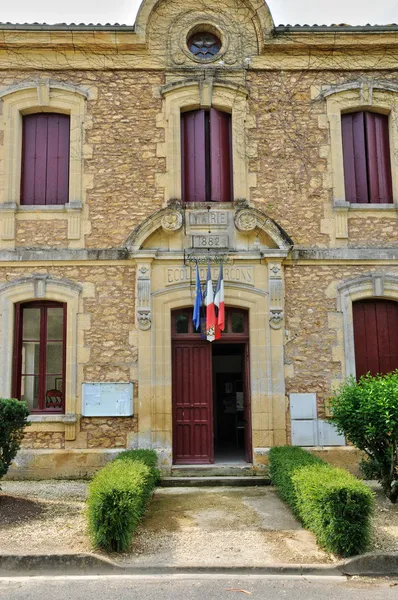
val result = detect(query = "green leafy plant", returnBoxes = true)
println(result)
[269,446,374,557]
[0,398,30,486]
[328,372,398,503]
[87,450,159,552]
[114,448,160,483]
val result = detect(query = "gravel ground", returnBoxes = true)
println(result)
[0,480,397,563]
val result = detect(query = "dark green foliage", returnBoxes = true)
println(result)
[87,450,159,552]
[328,372,398,502]
[269,446,323,517]
[269,446,374,557]
[0,398,30,485]
[293,464,374,557]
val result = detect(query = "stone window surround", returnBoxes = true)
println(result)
[158,78,256,204]
[0,275,82,439]
[0,80,94,246]
[337,272,398,378]
[317,80,398,239]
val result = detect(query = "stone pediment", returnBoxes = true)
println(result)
[125,202,293,255]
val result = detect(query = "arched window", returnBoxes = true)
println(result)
[12,300,66,413]
[21,113,70,206]
[353,299,398,377]
[342,111,392,204]
[181,108,232,203]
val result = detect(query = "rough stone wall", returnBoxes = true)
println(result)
[248,71,331,247]
[81,417,138,448]
[348,218,398,246]
[21,432,65,449]
[15,221,68,247]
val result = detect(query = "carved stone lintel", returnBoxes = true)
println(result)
[270,309,284,330]
[235,209,257,232]
[137,309,151,331]
[161,210,183,234]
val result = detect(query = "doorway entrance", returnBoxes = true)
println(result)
[171,308,252,465]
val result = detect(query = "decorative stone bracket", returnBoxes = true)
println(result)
[137,264,152,330]
[268,262,284,330]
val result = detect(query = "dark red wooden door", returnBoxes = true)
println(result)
[172,342,214,464]
[353,299,398,378]
[243,343,252,463]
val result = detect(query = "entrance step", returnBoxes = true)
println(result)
[161,476,271,487]
[170,464,256,478]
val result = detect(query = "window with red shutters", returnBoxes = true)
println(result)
[181,108,232,203]
[12,301,66,413]
[342,111,393,204]
[21,113,70,206]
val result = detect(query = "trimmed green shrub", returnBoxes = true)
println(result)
[328,372,398,503]
[87,449,159,552]
[269,446,374,557]
[268,446,323,517]
[0,398,30,486]
[114,449,160,483]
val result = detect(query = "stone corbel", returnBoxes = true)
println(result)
[136,264,152,330]
[268,262,284,330]
[66,201,83,240]
[0,202,17,240]
[334,201,350,239]
[64,414,78,441]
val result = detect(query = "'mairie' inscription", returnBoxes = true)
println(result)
[192,234,229,249]
[188,211,228,226]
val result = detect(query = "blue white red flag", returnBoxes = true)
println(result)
[192,262,203,331]
[205,262,217,342]
[214,263,225,333]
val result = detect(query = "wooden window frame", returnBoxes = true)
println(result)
[341,110,393,205]
[21,113,71,206]
[12,300,67,414]
[181,108,233,203]
[171,307,249,340]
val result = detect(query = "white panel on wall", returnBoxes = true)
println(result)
[289,393,317,420]
[82,382,134,417]
[318,420,346,446]
[291,419,318,446]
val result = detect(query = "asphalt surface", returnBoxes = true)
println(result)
[0,575,397,599]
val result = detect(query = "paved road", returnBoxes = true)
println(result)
[0,575,397,600]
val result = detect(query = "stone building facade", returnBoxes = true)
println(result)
[1,0,398,477]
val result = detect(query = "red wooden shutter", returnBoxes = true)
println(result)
[365,112,393,204]
[342,112,368,204]
[353,300,398,378]
[181,110,206,203]
[21,113,70,205]
[210,108,232,202]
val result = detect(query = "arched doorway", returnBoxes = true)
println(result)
[171,307,252,465]
[353,299,398,378]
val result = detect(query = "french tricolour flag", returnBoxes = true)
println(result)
[214,263,225,334]
[192,261,203,331]
[205,262,217,342]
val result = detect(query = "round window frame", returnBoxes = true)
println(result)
[183,23,227,64]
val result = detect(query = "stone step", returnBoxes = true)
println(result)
[160,476,271,487]
[170,464,258,478]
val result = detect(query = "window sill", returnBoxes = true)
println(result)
[348,203,396,211]
[29,413,77,424]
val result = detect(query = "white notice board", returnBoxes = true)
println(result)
[82,382,134,417]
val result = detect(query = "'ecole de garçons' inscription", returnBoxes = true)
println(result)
[167,266,254,285]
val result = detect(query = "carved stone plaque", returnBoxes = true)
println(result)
[192,234,229,249]
[189,211,228,227]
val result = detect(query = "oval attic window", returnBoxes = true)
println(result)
[188,32,221,59]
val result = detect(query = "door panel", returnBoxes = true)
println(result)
[244,343,252,462]
[172,342,213,464]
[353,300,398,378]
